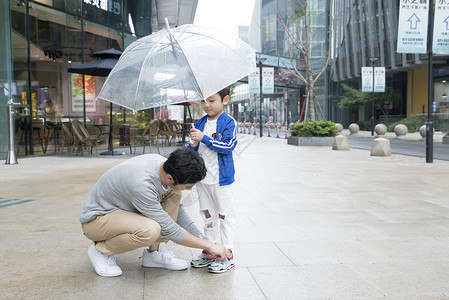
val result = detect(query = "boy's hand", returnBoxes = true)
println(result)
[189,128,204,144]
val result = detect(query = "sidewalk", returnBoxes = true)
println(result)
[1,137,449,298]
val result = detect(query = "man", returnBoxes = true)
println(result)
[80,148,229,277]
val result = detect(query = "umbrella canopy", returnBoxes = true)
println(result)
[67,58,118,76]
[92,48,122,59]
[97,24,256,111]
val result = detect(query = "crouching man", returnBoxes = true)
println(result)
[80,148,228,277]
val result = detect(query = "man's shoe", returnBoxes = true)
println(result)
[87,242,122,277]
[190,250,215,268]
[142,242,189,270]
[208,251,235,274]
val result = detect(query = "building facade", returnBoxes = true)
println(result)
[0,0,198,159]
[329,0,449,129]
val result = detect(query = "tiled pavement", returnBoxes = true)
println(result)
[1,134,449,299]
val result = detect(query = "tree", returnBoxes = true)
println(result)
[338,84,400,117]
[275,0,331,122]
[338,84,368,110]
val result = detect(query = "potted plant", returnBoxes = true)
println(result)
[287,120,337,146]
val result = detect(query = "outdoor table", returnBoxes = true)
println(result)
[95,123,131,155]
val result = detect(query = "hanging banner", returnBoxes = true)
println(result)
[248,71,260,94]
[361,67,373,92]
[374,67,386,93]
[397,1,429,54]
[433,2,449,55]
[262,67,274,94]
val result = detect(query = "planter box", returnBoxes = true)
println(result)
[287,136,334,146]
[443,135,449,145]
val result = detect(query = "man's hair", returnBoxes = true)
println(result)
[163,148,206,185]
[218,86,230,101]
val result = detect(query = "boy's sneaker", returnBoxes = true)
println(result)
[190,250,215,268]
[142,242,189,270]
[208,251,235,274]
[87,242,123,277]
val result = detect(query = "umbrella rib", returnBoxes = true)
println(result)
[168,31,204,100]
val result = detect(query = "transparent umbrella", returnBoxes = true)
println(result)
[97,21,256,111]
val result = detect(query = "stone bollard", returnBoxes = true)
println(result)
[371,137,391,156]
[348,123,359,136]
[332,134,349,150]
[335,123,343,135]
[374,123,387,137]
[419,124,434,140]
[394,124,408,139]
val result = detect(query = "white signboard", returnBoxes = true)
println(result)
[262,67,274,94]
[433,2,449,55]
[374,67,386,93]
[361,67,373,92]
[362,67,385,93]
[248,71,260,94]
[397,1,429,54]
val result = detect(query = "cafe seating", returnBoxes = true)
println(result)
[59,121,77,156]
[166,120,182,145]
[157,120,173,146]
[134,119,160,154]
[44,120,62,153]
[71,119,102,157]
[16,118,45,154]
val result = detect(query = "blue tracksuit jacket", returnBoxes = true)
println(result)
[186,112,238,186]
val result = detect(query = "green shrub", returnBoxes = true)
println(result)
[386,116,424,132]
[290,121,337,137]
[357,121,371,131]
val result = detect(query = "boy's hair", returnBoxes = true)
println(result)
[163,148,206,185]
[218,86,230,101]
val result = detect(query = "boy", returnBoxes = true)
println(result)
[187,86,238,273]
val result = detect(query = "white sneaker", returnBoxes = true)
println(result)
[87,242,122,277]
[142,242,189,270]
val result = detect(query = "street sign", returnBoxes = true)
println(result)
[433,2,449,54]
[248,71,260,94]
[374,67,386,93]
[397,1,429,54]
[361,67,373,92]
[262,67,274,94]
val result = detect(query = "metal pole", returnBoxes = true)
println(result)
[371,60,375,136]
[6,105,18,164]
[257,57,266,137]
[426,1,434,163]
[368,57,378,136]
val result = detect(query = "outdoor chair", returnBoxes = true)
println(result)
[71,119,102,157]
[44,120,62,153]
[166,120,182,145]
[157,120,173,146]
[134,119,160,154]
[59,121,77,156]
[16,118,46,154]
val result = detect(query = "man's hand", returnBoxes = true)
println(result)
[178,232,230,261]
[205,243,229,261]
[189,128,204,145]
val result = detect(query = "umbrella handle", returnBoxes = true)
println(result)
[165,18,170,30]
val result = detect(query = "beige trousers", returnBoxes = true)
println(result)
[82,189,181,255]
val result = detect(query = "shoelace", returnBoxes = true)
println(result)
[107,256,117,266]
[160,250,176,261]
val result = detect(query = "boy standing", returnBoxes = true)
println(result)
[187,86,238,273]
